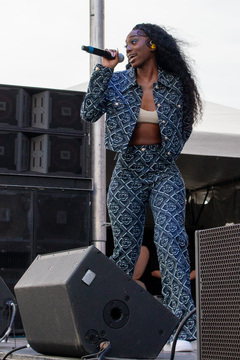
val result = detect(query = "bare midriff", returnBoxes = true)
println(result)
[129,68,161,146]
[129,122,162,145]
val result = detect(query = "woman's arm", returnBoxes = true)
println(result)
[80,50,121,123]
[80,65,114,122]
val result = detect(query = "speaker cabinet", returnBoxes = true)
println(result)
[0,189,32,241]
[15,246,179,359]
[196,224,240,360]
[31,91,85,132]
[0,131,30,171]
[34,191,90,253]
[30,134,87,176]
[0,87,31,128]
[0,189,32,333]
[0,276,16,337]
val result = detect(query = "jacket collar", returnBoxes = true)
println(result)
[121,66,177,93]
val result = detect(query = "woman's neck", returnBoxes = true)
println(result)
[136,62,158,86]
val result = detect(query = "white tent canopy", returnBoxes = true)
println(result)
[182,101,240,158]
[177,101,240,190]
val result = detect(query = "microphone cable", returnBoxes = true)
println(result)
[0,301,17,343]
[169,307,196,360]
[81,341,111,360]
[1,344,30,360]
[1,341,111,360]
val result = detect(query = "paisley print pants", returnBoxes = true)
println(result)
[107,144,196,340]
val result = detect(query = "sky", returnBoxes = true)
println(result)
[0,0,239,109]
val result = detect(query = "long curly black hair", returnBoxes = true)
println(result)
[132,23,202,126]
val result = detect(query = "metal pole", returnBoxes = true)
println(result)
[89,0,106,254]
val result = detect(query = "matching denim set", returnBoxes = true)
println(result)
[81,64,196,340]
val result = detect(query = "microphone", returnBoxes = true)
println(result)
[81,45,124,63]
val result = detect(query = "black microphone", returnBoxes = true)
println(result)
[81,45,124,63]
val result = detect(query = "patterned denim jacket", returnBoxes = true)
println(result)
[80,64,192,159]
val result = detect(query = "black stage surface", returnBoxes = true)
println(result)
[0,337,197,360]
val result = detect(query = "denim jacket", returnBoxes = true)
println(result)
[80,64,192,159]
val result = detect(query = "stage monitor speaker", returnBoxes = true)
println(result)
[0,276,17,337]
[14,245,179,359]
[196,224,240,360]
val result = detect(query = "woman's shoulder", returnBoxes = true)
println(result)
[158,66,182,90]
[109,67,136,90]
[111,68,132,81]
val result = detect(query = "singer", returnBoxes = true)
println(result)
[81,23,202,351]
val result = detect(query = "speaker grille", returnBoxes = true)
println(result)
[0,87,31,127]
[0,190,31,240]
[31,90,85,132]
[30,134,87,176]
[34,191,90,253]
[196,224,240,360]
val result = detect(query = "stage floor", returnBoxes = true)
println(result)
[0,337,197,360]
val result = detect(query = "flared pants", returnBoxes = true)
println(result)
[107,144,196,340]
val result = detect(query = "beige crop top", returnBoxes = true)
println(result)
[137,108,158,124]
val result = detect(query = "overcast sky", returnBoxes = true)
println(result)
[0,0,239,109]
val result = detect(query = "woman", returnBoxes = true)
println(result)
[81,23,202,350]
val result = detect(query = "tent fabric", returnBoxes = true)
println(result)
[193,101,240,135]
[182,101,240,158]
[182,132,240,158]
[181,101,240,229]
[178,101,240,190]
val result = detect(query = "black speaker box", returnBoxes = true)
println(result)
[50,91,85,131]
[34,191,90,253]
[30,134,88,176]
[196,224,240,360]
[0,87,31,128]
[0,189,31,241]
[14,245,179,359]
[0,132,30,171]
[31,91,85,132]
[48,135,86,174]
[0,276,16,337]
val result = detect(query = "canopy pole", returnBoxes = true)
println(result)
[89,0,106,254]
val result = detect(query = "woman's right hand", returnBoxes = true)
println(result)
[102,49,120,69]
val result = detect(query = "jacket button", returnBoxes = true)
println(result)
[115,102,119,106]
[95,66,100,71]
[141,147,146,151]
[162,120,166,124]
[167,152,171,155]
[164,136,168,140]
[157,103,161,108]
[177,104,181,108]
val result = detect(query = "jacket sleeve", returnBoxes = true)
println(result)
[80,64,114,122]
[182,104,193,142]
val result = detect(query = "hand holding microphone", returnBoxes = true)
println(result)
[81,45,124,67]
